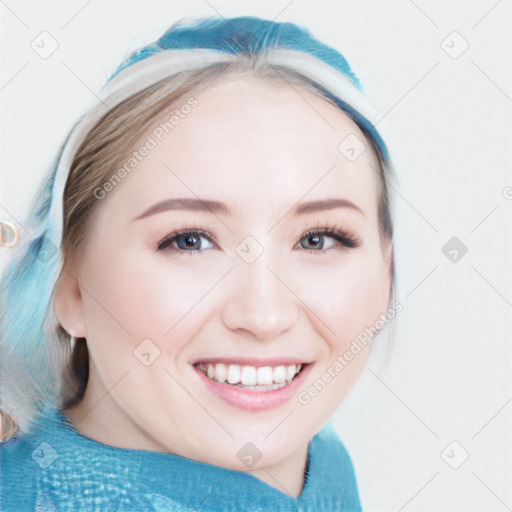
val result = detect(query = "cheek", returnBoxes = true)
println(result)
[80,236,388,360]
[293,251,388,418]
[78,246,226,360]
[297,249,389,349]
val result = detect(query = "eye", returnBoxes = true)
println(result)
[298,227,359,253]
[156,226,359,255]
[157,230,216,254]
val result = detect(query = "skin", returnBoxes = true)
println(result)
[54,73,393,497]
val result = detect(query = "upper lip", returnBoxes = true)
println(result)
[193,357,311,367]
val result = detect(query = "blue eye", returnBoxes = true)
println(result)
[157,230,215,253]
[157,226,359,255]
[299,229,359,252]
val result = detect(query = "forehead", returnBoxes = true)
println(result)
[107,74,380,223]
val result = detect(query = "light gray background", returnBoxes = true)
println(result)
[1,1,511,510]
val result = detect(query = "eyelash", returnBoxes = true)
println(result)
[301,225,360,254]
[156,225,360,255]
[157,228,218,255]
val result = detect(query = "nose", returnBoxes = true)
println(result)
[220,256,300,342]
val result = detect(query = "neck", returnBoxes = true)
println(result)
[247,443,309,497]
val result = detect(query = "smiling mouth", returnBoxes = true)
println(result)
[194,362,305,391]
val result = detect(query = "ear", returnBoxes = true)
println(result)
[380,238,394,311]
[387,246,394,303]
[53,267,87,338]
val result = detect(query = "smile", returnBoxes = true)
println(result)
[195,362,303,390]
[193,360,311,411]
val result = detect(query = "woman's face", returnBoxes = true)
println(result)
[59,74,392,473]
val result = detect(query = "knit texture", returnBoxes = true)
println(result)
[1,406,362,511]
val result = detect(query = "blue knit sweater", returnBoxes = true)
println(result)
[1,406,362,511]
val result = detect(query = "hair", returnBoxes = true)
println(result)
[0,16,396,433]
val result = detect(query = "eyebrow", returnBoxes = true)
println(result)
[133,198,230,220]
[133,197,365,221]
[291,198,365,218]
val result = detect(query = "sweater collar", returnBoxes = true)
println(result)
[30,407,361,511]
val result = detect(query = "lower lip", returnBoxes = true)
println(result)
[194,364,312,411]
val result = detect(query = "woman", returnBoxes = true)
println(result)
[1,16,396,511]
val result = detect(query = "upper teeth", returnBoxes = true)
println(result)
[198,363,302,387]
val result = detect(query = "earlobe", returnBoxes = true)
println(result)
[53,269,87,338]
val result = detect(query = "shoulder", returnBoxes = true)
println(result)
[1,429,40,511]
[2,406,74,510]
[1,406,91,511]
[1,406,190,511]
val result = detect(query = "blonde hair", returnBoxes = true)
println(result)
[59,59,395,411]
[1,18,395,433]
